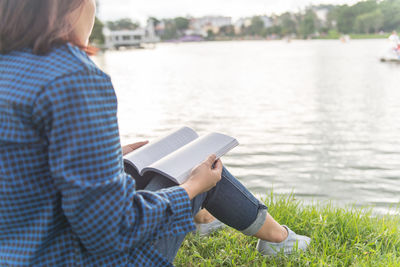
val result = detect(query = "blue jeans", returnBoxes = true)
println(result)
[137,167,268,263]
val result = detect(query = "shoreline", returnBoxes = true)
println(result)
[95,34,389,51]
[162,33,388,43]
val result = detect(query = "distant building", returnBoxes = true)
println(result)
[103,28,145,48]
[313,7,329,26]
[184,29,207,37]
[155,21,166,36]
[259,16,273,28]
[103,19,160,49]
[234,18,252,34]
[190,16,232,31]
[234,16,272,34]
[235,18,252,28]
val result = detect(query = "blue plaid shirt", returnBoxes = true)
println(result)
[0,44,195,266]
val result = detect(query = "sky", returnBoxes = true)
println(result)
[98,0,361,23]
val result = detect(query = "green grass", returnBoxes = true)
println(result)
[348,34,388,39]
[175,193,400,266]
[315,30,388,40]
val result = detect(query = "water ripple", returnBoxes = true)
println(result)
[94,40,400,214]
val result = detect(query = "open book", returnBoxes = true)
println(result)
[123,126,239,184]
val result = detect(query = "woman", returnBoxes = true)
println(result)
[0,0,311,266]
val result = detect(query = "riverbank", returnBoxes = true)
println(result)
[175,193,400,266]
[95,34,390,51]
[167,33,389,43]
[315,32,388,40]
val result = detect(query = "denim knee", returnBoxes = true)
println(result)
[202,167,268,233]
[241,206,268,236]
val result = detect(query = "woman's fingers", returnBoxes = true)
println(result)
[204,154,222,173]
[128,141,149,150]
[205,154,217,167]
[122,141,149,155]
[213,159,223,174]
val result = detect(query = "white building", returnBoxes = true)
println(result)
[184,29,207,37]
[103,19,160,49]
[235,18,252,28]
[259,16,273,28]
[234,16,272,34]
[314,7,329,26]
[234,18,251,34]
[190,16,232,31]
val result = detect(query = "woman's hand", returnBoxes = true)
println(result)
[181,154,223,200]
[122,141,149,156]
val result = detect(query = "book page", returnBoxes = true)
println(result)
[123,126,199,173]
[142,132,239,184]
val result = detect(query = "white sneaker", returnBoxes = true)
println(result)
[256,225,311,255]
[195,219,226,236]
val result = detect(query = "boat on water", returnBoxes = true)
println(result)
[380,57,400,63]
[380,45,400,63]
[380,31,400,63]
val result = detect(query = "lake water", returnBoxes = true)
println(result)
[93,39,400,214]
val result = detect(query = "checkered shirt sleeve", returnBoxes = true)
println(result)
[32,70,195,263]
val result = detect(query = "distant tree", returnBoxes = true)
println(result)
[352,0,379,15]
[332,5,356,34]
[380,0,400,32]
[331,1,380,34]
[158,17,189,40]
[174,17,190,31]
[206,29,215,40]
[161,19,178,40]
[355,9,384,33]
[299,9,317,38]
[149,17,161,27]
[244,16,265,36]
[107,18,140,31]
[279,12,297,35]
[219,25,235,37]
[266,25,282,36]
[89,17,105,44]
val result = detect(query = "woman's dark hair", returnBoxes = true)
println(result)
[0,0,85,55]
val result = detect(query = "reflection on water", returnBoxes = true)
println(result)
[93,40,400,214]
